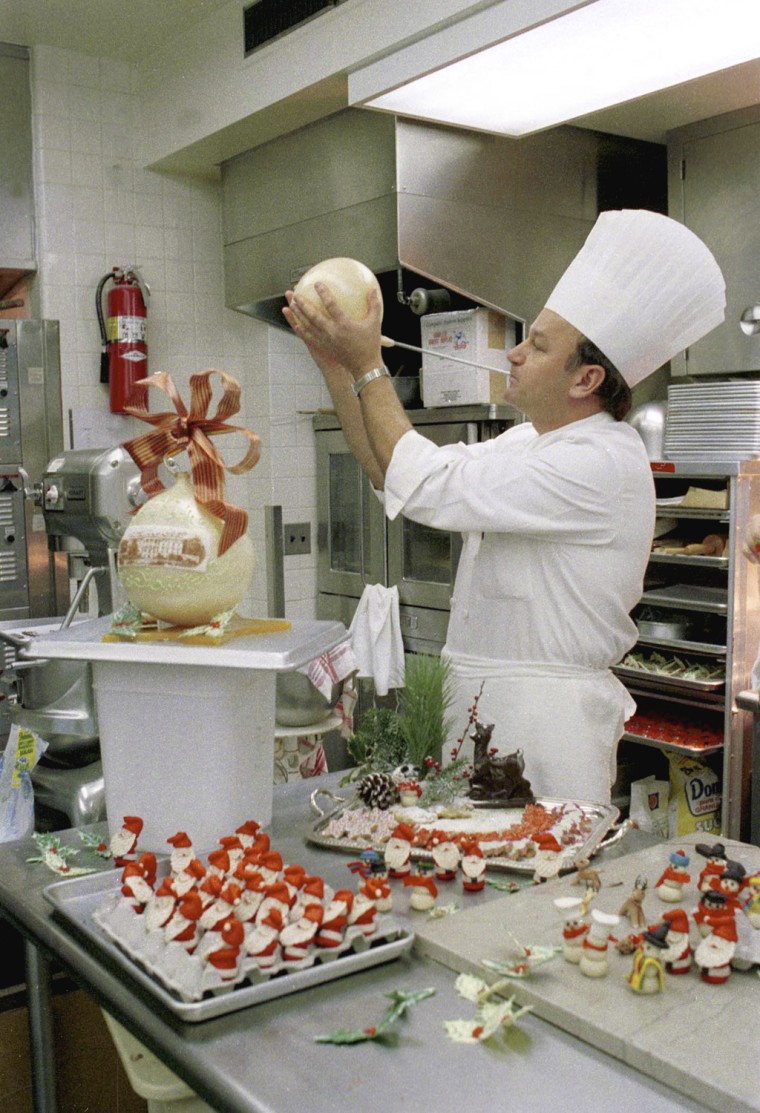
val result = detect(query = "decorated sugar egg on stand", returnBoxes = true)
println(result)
[117,368,261,631]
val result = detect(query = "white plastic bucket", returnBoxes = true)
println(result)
[92,660,276,852]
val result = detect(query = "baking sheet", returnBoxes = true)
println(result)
[307,791,620,874]
[614,664,725,693]
[44,869,413,1022]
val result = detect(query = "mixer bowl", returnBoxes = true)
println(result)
[275,671,345,727]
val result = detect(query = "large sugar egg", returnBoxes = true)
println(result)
[117,472,255,626]
[293,257,383,320]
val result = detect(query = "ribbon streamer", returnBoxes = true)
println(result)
[123,370,261,555]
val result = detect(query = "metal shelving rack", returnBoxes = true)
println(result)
[615,460,760,839]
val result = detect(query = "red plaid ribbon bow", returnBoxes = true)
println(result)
[123,370,260,555]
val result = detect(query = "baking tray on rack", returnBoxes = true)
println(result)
[307,789,622,874]
[43,870,413,1023]
[614,664,725,693]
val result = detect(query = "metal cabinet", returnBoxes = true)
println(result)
[314,404,517,654]
[668,104,760,377]
[615,462,760,839]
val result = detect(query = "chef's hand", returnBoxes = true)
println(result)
[283,282,383,380]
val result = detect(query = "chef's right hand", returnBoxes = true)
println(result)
[283,282,383,379]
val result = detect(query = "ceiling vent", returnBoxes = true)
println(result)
[244,0,338,54]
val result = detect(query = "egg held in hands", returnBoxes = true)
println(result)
[117,472,255,626]
[293,257,383,321]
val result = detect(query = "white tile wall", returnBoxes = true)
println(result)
[28,44,330,620]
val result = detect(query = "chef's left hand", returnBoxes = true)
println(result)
[283,282,383,378]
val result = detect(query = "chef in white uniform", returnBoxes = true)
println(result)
[284,210,725,803]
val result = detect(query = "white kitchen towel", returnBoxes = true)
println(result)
[348,584,405,696]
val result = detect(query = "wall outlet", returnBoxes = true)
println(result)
[283,521,311,555]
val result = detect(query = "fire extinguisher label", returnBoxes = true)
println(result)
[121,350,148,363]
[107,315,147,343]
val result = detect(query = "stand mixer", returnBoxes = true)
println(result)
[0,446,141,828]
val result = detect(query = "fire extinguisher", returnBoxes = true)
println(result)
[97,266,151,413]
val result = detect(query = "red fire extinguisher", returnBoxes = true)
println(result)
[97,266,150,413]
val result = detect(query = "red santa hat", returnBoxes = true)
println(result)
[264,881,293,907]
[136,852,158,883]
[302,876,325,899]
[219,836,244,853]
[121,816,143,836]
[259,850,284,872]
[332,889,355,911]
[242,872,265,893]
[220,882,242,907]
[200,874,223,898]
[178,891,203,921]
[283,865,307,888]
[236,821,261,837]
[220,917,245,947]
[390,823,416,844]
[461,842,483,859]
[533,832,562,853]
[155,876,179,898]
[182,858,207,881]
[303,904,324,927]
[167,831,192,849]
[661,908,690,934]
[207,849,231,873]
[260,907,284,932]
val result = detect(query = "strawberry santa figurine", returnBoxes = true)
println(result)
[655,850,691,903]
[245,907,284,970]
[204,917,246,982]
[659,908,693,974]
[430,834,460,882]
[460,843,486,893]
[531,832,564,882]
[110,816,143,867]
[279,905,324,964]
[384,823,415,879]
[694,890,737,984]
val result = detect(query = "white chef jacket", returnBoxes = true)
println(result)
[381,411,656,802]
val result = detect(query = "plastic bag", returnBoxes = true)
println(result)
[667,752,721,838]
[0,724,48,842]
[629,774,669,838]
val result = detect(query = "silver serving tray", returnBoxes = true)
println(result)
[44,868,413,1023]
[308,789,621,874]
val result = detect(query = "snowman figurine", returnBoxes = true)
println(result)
[579,909,619,978]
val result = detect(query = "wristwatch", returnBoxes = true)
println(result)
[352,365,390,398]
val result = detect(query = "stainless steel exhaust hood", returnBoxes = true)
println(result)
[221,109,665,330]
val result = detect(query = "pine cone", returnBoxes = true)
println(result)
[357,771,398,810]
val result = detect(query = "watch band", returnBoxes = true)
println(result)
[352,365,390,398]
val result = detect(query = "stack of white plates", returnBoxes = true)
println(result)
[664,381,760,464]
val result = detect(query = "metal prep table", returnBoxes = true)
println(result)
[0,773,714,1113]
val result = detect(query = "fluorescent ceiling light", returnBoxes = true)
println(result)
[361,0,760,136]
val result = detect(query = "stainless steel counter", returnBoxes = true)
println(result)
[0,774,712,1113]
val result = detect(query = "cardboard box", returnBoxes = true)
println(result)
[420,308,516,407]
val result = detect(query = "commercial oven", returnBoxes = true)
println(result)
[314,405,520,653]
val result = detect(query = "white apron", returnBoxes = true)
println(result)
[444,651,635,804]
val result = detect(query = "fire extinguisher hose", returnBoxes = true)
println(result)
[96,271,111,384]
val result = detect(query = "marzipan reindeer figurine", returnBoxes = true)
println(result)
[468,722,535,805]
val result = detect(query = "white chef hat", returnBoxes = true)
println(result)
[545,209,726,387]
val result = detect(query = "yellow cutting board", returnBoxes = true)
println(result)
[103,614,291,647]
